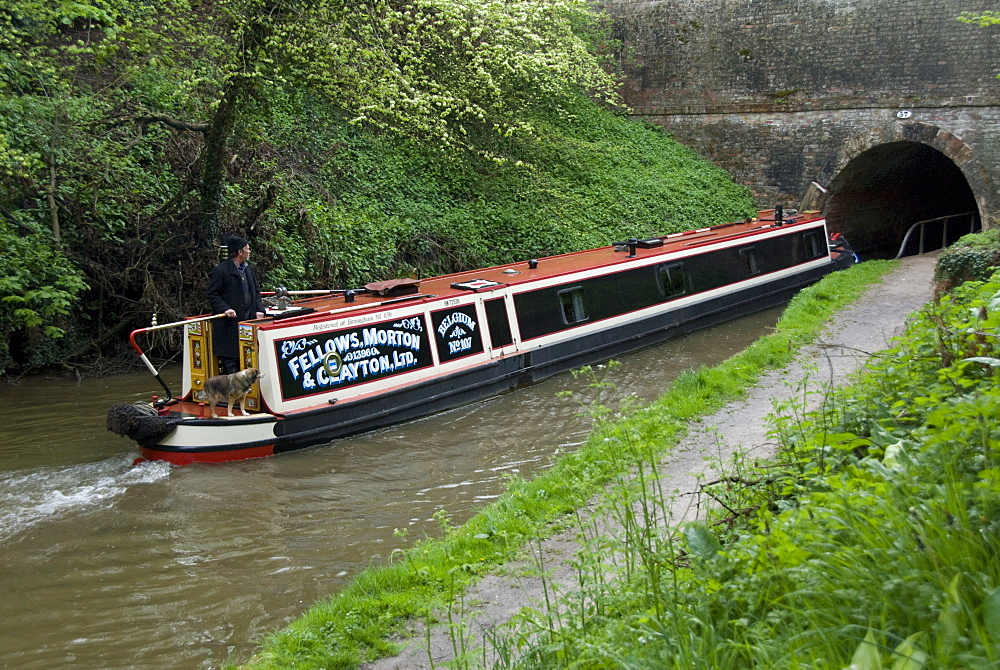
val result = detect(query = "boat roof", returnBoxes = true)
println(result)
[253,209,823,331]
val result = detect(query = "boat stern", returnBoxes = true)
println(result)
[138,412,280,465]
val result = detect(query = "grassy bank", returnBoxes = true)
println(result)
[481,268,1000,668]
[240,260,897,669]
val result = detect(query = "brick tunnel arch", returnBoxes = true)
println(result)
[823,125,982,259]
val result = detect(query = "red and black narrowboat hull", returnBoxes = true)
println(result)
[123,215,853,465]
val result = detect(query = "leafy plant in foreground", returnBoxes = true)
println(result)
[474,266,999,669]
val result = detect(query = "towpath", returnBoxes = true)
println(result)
[364,253,938,669]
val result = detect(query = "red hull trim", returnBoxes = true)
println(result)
[139,443,277,466]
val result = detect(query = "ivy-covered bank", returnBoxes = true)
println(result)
[236,261,898,669]
[0,0,754,376]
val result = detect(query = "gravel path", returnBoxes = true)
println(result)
[364,254,938,669]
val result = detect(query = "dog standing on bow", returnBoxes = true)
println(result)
[201,368,262,418]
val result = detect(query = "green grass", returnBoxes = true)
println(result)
[484,267,1000,669]
[238,260,897,669]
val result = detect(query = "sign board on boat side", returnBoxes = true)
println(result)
[272,304,487,400]
[275,314,433,400]
[430,303,484,363]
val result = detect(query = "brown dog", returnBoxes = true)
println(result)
[201,368,262,418]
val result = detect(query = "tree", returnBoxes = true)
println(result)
[277,0,620,152]
[0,0,625,373]
[3,0,619,242]
[194,0,622,239]
[0,0,211,373]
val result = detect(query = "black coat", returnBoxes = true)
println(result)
[206,259,265,359]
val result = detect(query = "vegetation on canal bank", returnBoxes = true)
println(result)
[0,0,755,377]
[935,228,1000,292]
[483,274,1000,668]
[239,260,902,669]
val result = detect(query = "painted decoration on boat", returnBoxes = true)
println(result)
[431,304,484,363]
[275,315,432,400]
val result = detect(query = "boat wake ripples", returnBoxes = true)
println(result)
[0,457,172,542]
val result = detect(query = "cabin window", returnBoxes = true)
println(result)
[484,297,514,347]
[803,231,825,259]
[739,247,760,276]
[657,263,686,299]
[558,287,588,325]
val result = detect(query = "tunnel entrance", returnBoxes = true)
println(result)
[824,141,980,259]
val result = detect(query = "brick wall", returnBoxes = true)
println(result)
[604,0,1000,237]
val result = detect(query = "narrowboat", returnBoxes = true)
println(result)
[109,209,856,465]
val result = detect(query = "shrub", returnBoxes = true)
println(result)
[934,228,1000,292]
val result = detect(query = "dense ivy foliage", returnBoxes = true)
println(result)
[0,0,753,376]
[959,10,1000,29]
[934,228,1000,291]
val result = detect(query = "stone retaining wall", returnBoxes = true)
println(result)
[605,0,1000,228]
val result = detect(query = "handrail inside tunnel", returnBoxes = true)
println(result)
[894,211,979,259]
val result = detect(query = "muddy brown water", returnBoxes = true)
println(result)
[0,308,782,669]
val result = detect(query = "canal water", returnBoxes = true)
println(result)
[0,307,782,669]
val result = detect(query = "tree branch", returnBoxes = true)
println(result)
[0,204,34,235]
[135,113,211,133]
